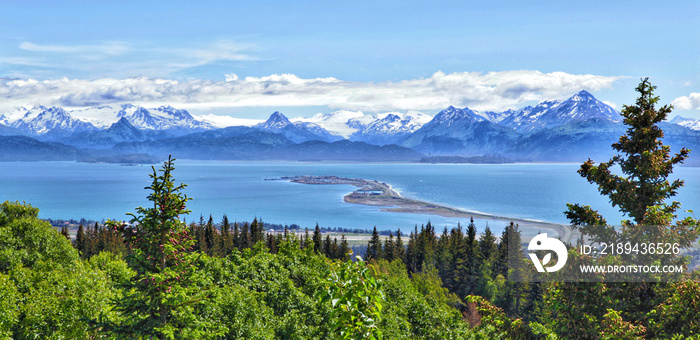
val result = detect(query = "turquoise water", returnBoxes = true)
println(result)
[1,161,699,232]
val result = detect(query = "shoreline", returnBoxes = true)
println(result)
[277,175,571,240]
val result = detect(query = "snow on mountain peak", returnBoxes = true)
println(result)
[257,111,293,131]
[1,104,214,134]
[571,90,594,101]
[431,106,476,125]
[499,91,618,132]
[670,115,700,130]
[8,106,96,135]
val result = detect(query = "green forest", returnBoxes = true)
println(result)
[2,80,700,339]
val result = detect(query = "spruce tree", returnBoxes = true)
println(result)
[331,237,339,259]
[552,79,700,337]
[384,232,395,262]
[313,223,323,254]
[303,227,311,250]
[478,225,497,265]
[465,218,478,295]
[417,222,437,271]
[103,156,212,337]
[405,227,418,273]
[339,234,351,261]
[204,215,217,256]
[324,235,333,258]
[220,215,232,255]
[366,227,383,261]
[394,229,405,260]
[75,223,86,256]
[241,222,251,249]
[250,218,264,245]
[233,222,240,250]
[437,226,450,281]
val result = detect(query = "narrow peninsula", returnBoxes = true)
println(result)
[271,175,570,239]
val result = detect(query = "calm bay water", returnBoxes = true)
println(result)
[1,160,699,233]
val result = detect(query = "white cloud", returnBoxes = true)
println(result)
[0,71,620,114]
[194,114,262,128]
[672,93,700,110]
[6,40,258,78]
[603,101,618,110]
[20,41,131,56]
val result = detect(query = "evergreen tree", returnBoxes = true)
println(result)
[366,227,383,261]
[233,222,240,250]
[249,218,262,245]
[567,79,692,227]
[478,225,497,265]
[313,224,323,254]
[74,223,86,256]
[83,223,98,258]
[436,226,450,281]
[323,235,333,258]
[61,226,70,240]
[103,156,211,337]
[394,229,405,261]
[204,215,219,256]
[241,222,251,249]
[303,228,311,250]
[339,234,351,261]
[266,234,276,253]
[331,237,339,259]
[465,218,478,295]
[551,78,700,337]
[505,223,526,317]
[195,214,207,253]
[476,224,498,296]
[416,222,437,272]
[255,218,265,245]
[405,227,418,273]
[494,222,511,279]
[384,232,395,262]
[220,215,232,256]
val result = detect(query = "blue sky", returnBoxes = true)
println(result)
[1,0,698,120]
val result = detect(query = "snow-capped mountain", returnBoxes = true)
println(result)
[467,109,515,123]
[670,116,700,131]
[115,104,213,131]
[347,111,432,145]
[255,111,342,143]
[291,110,431,139]
[500,90,619,132]
[8,106,97,136]
[419,106,477,126]
[348,111,431,131]
[401,105,520,155]
[23,104,214,132]
[62,117,164,149]
[292,110,366,137]
[1,104,215,137]
[256,111,293,131]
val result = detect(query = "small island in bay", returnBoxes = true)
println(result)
[272,175,570,240]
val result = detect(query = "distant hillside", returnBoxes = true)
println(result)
[0,135,82,161]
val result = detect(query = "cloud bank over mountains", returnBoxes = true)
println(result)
[0,71,620,116]
[672,93,700,111]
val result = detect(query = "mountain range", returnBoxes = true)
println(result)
[2,91,700,165]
